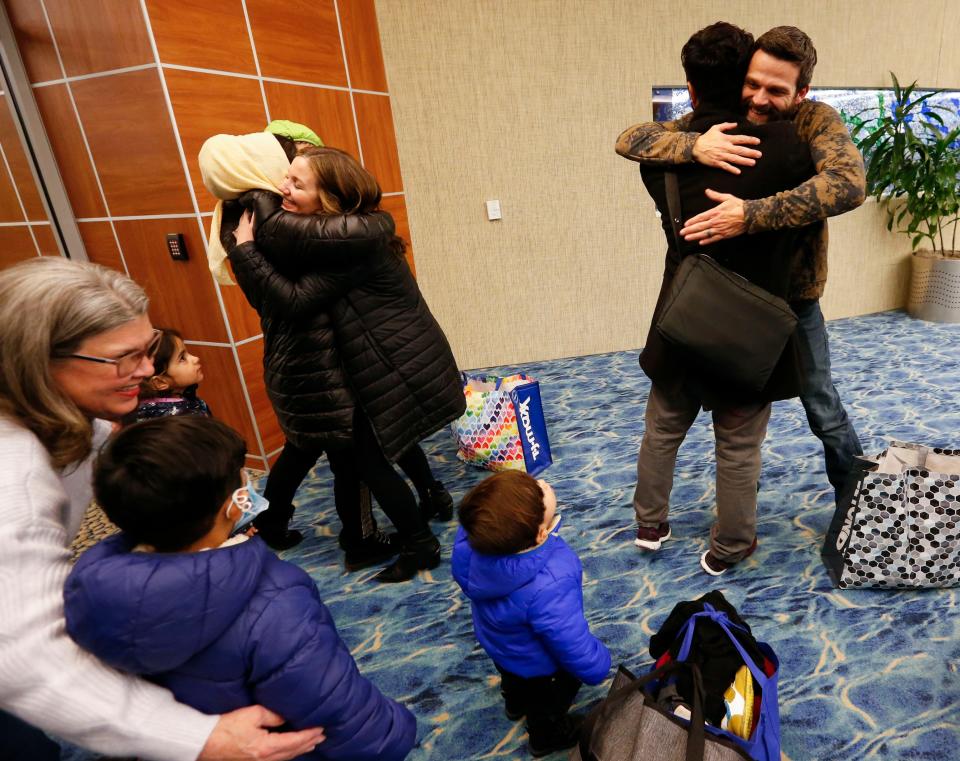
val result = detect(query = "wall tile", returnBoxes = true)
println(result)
[353,92,401,192]
[31,223,59,255]
[0,95,46,220]
[219,279,262,343]
[43,0,153,77]
[77,221,124,270]
[246,0,346,86]
[0,226,39,267]
[379,194,415,275]
[32,84,106,219]
[113,217,229,343]
[263,82,358,158]
[70,69,193,216]
[237,337,283,453]
[183,342,260,452]
[5,0,61,83]
[146,0,256,74]
[164,69,268,209]
[245,454,267,471]
[0,163,26,222]
[338,0,388,92]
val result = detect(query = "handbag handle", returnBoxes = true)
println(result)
[676,605,770,689]
[578,660,710,761]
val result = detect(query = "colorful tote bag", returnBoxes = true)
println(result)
[822,441,960,589]
[453,373,552,476]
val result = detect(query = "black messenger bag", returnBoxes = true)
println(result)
[654,172,798,393]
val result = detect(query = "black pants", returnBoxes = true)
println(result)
[260,440,369,542]
[496,665,581,738]
[261,413,436,542]
[328,409,428,540]
[0,710,59,760]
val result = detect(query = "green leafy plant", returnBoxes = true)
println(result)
[851,74,960,254]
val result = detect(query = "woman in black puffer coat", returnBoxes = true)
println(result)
[229,147,465,582]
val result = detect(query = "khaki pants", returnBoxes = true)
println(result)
[632,383,771,562]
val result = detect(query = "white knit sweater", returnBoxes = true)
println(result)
[0,415,217,759]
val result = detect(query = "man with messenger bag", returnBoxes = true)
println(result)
[618,21,823,575]
[618,25,867,511]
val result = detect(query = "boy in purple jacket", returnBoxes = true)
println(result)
[64,416,416,761]
[451,471,611,757]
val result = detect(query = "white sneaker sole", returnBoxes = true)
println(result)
[699,550,727,576]
[634,528,671,551]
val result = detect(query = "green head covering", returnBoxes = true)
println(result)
[264,119,323,147]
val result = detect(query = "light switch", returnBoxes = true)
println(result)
[486,199,502,221]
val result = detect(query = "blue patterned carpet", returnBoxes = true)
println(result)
[65,310,960,761]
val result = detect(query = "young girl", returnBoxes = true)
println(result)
[228,147,465,582]
[131,328,210,421]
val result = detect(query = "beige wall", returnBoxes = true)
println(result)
[376,0,958,369]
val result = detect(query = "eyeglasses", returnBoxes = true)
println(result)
[58,329,163,377]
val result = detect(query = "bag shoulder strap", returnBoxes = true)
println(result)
[663,171,684,251]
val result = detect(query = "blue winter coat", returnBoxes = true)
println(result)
[450,523,610,684]
[64,535,416,761]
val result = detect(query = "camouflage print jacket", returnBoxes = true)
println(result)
[615,100,866,301]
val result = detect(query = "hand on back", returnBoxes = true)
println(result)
[692,122,762,175]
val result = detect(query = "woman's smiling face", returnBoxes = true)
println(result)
[50,314,156,420]
[279,157,323,215]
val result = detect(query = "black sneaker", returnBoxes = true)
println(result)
[374,531,441,583]
[421,482,454,522]
[343,530,401,572]
[527,714,584,758]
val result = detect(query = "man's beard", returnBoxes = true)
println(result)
[741,97,798,123]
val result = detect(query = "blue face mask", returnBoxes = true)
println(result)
[231,477,270,535]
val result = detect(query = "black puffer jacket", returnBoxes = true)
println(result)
[241,191,465,462]
[220,198,387,452]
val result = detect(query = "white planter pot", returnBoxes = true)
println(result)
[908,251,960,323]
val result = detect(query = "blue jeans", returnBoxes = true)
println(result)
[794,300,863,504]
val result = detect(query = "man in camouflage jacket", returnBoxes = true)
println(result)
[616,25,866,507]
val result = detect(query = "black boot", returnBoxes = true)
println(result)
[257,528,304,551]
[342,529,401,572]
[420,481,454,522]
[374,529,441,583]
[527,713,583,758]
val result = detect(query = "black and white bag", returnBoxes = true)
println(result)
[822,441,960,589]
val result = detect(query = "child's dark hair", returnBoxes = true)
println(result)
[139,327,182,399]
[94,416,247,552]
[458,471,545,555]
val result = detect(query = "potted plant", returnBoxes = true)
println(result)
[850,74,960,322]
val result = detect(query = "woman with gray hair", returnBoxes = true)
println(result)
[0,257,323,761]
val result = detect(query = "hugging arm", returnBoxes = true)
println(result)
[616,113,763,174]
[226,239,368,319]
[740,101,866,233]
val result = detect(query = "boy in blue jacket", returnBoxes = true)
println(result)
[64,416,416,761]
[451,471,611,757]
